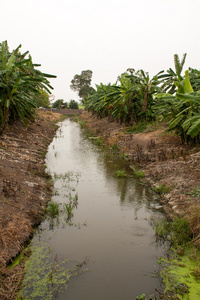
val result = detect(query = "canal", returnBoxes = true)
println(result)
[20,118,167,299]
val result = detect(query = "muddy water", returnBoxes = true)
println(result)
[21,119,167,299]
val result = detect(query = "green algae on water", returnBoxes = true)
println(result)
[160,247,200,299]
[18,241,86,299]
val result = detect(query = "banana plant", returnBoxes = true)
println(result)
[105,74,140,124]
[154,70,200,142]
[188,68,200,91]
[154,53,187,94]
[127,69,161,119]
[0,41,56,135]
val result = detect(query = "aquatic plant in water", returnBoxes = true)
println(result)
[115,169,127,177]
[18,241,86,299]
[160,247,200,299]
[46,201,59,218]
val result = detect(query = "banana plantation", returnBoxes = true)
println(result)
[1,40,200,144]
[85,54,200,144]
[0,40,56,135]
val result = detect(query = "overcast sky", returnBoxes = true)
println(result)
[1,0,200,102]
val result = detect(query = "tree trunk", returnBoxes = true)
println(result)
[142,91,148,112]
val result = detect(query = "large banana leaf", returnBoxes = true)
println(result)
[187,118,200,137]
[0,40,56,134]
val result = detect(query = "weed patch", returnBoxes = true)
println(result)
[46,201,59,218]
[115,169,127,178]
[187,186,200,198]
[79,120,86,128]
[155,217,192,247]
[152,184,173,195]
[130,165,145,178]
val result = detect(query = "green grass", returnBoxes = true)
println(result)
[134,170,145,178]
[46,201,59,218]
[130,165,145,178]
[155,220,170,239]
[73,115,79,122]
[64,203,74,220]
[115,169,127,177]
[79,120,86,128]
[155,217,192,247]
[152,183,173,195]
[40,150,46,158]
[187,186,200,198]
[126,122,147,133]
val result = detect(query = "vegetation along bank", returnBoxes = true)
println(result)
[0,38,200,298]
[75,53,200,298]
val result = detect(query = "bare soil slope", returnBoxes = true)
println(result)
[0,110,61,299]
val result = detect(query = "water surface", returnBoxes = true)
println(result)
[22,118,167,299]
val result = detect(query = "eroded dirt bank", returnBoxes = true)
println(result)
[80,111,200,240]
[0,110,62,299]
[0,109,199,299]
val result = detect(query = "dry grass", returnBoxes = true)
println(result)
[188,206,200,246]
[0,216,33,299]
[0,263,24,300]
[0,215,32,266]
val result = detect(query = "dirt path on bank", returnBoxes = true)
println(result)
[80,111,200,241]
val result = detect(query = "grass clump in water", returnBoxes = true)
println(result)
[64,203,74,220]
[134,169,145,178]
[130,165,145,178]
[155,220,170,240]
[115,169,127,178]
[46,201,60,218]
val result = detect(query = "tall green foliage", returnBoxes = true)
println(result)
[154,53,187,94]
[0,40,56,135]
[154,71,200,142]
[85,69,160,125]
[84,53,200,143]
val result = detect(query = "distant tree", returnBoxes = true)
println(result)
[70,70,94,103]
[68,100,79,109]
[52,99,68,109]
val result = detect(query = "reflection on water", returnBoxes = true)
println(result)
[21,119,167,300]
